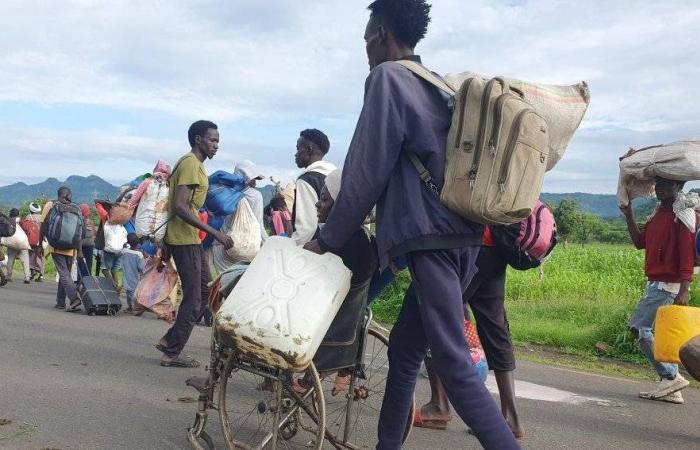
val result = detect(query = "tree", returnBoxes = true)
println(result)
[552,199,580,245]
[574,213,605,246]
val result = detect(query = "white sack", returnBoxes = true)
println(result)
[134,179,169,241]
[103,223,128,253]
[225,199,261,263]
[617,140,700,207]
[1,221,30,250]
[442,72,590,171]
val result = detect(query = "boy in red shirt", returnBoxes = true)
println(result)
[621,176,693,403]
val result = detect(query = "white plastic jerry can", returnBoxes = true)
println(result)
[215,236,352,372]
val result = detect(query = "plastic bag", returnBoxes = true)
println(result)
[225,199,261,262]
[103,223,127,253]
[1,222,30,250]
[206,170,246,216]
[135,258,178,322]
[134,179,169,240]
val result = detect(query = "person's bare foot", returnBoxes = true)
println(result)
[414,402,452,429]
[504,410,524,440]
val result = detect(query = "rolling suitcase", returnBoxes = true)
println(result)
[79,274,122,316]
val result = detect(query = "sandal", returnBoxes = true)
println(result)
[413,409,450,430]
[160,356,201,368]
[331,373,351,397]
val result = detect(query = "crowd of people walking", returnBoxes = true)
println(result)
[1,1,698,449]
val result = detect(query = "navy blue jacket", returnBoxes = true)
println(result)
[318,57,483,268]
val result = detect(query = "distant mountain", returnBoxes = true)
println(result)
[540,193,657,218]
[0,175,281,211]
[0,175,121,206]
[1,175,660,219]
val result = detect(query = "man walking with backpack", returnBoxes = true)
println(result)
[621,175,692,403]
[304,1,520,448]
[291,129,336,246]
[40,187,84,312]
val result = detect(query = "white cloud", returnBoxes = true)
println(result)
[1,0,699,193]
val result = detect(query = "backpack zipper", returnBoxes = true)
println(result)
[453,78,475,150]
[488,92,515,158]
[469,78,502,189]
[496,108,534,192]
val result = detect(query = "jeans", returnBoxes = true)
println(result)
[377,248,520,450]
[126,289,135,308]
[629,283,678,380]
[53,253,79,307]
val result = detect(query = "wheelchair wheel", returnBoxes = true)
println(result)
[219,352,325,450]
[321,327,414,448]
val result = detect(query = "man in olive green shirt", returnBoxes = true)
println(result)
[157,120,233,368]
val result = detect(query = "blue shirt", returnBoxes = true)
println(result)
[120,247,145,292]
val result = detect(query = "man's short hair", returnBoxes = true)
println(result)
[188,120,218,147]
[127,233,140,248]
[300,129,330,155]
[57,186,71,198]
[9,208,19,218]
[367,0,432,49]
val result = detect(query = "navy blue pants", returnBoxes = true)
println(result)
[377,248,519,450]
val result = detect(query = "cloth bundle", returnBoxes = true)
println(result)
[617,140,700,207]
[442,71,590,171]
[135,258,178,322]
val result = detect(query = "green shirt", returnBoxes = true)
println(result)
[165,152,208,246]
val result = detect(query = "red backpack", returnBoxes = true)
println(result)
[19,219,40,247]
[491,200,558,270]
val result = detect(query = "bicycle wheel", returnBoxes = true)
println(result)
[219,352,326,450]
[321,327,414,449]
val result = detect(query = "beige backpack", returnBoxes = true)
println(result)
[398,60,553,225]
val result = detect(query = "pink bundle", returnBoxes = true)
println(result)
[135,258,178,322]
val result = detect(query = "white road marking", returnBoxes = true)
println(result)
[485,378,621,406]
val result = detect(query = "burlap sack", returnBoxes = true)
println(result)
[617,140,700,207]
[442,72,590,171]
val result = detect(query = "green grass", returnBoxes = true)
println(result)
[371,244,700,363]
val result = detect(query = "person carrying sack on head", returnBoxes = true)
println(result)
[620,175,693,404]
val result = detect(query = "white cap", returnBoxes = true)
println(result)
[235,160,264,182]
[29,202,41,214]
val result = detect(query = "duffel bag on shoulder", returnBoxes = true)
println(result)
[396,60,588,225]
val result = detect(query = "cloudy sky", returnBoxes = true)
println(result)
[1,0,698,193]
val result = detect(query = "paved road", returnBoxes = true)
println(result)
[1,281,699,449]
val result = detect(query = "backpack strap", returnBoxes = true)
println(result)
[394,60,456,96]
[395,60,452,198]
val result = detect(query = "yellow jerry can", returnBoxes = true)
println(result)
[654,305,700,364]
